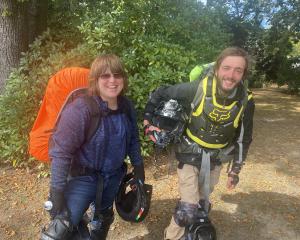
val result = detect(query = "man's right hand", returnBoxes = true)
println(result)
[143,120,161,143]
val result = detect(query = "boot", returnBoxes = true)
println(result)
[199,199,211,213]
[70,218,90,240]
[90,208,114,240]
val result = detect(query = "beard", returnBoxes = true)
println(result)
[216,76,240,97]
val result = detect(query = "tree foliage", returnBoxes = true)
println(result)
[207,0,300,91]
[253,0,300,91]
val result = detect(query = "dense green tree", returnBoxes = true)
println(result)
[78,0,231,62]
[206,0,272,47]
[253,0,300,91]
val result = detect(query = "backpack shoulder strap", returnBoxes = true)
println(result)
[190,75,210,112]
[49,89,101,154]
[82,96,101,143]
[190,66,214,113]
[83,95,134,143]
[191,79,204,113]
[119,96,133,122]
[54,88,89,126]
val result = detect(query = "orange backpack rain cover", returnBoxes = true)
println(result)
[29,67,90,162]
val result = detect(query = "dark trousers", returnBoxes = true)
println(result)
[64,167,126,226]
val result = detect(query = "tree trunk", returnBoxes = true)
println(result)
[27,0,38,45]
[27,0,48,45]
[37,1,48,34]
[0,0,28,93]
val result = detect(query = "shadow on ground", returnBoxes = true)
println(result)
[129,191,300,240]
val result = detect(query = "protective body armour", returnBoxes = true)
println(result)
[186,75,248,149]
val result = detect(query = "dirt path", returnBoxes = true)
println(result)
[0,87,299,240]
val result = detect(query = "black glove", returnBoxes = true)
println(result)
[49,188,66,219]
[228,172,239,186]
[133,164,145,183]
[144,124,155,140]
[231,162,242,174]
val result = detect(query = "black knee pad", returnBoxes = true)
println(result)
[40,216,73,240]
[174,201,200,227]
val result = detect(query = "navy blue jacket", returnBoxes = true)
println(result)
[49,96,143,191]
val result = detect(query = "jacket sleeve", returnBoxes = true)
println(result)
[144,80,199,123]
[233,97,255,165]
[127,100,143,167]
[49,98,90,191]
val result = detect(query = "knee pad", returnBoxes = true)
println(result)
[40,216,73,240]
[173,201,200,227]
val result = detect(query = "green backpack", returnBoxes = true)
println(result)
[189,62,215,82]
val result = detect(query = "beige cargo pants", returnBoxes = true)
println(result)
[164,164,222,240]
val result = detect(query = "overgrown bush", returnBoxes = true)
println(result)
[277,57,300,94]
[0,30,94,167]
[77,0,230,111]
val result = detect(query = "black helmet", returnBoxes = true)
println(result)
[115,173,152,223]
[152,99,188,148]
[184,221,217,240]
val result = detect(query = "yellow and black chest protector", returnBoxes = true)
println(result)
[186,75,250,149]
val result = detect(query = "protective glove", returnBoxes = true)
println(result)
[49,188,66,219]
[133,164,145,183]
[226,162,242,190]
[227,172,239,190]
[231,162,242,175]
[144,123,161,143]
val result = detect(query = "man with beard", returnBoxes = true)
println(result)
[143,47,255,240]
